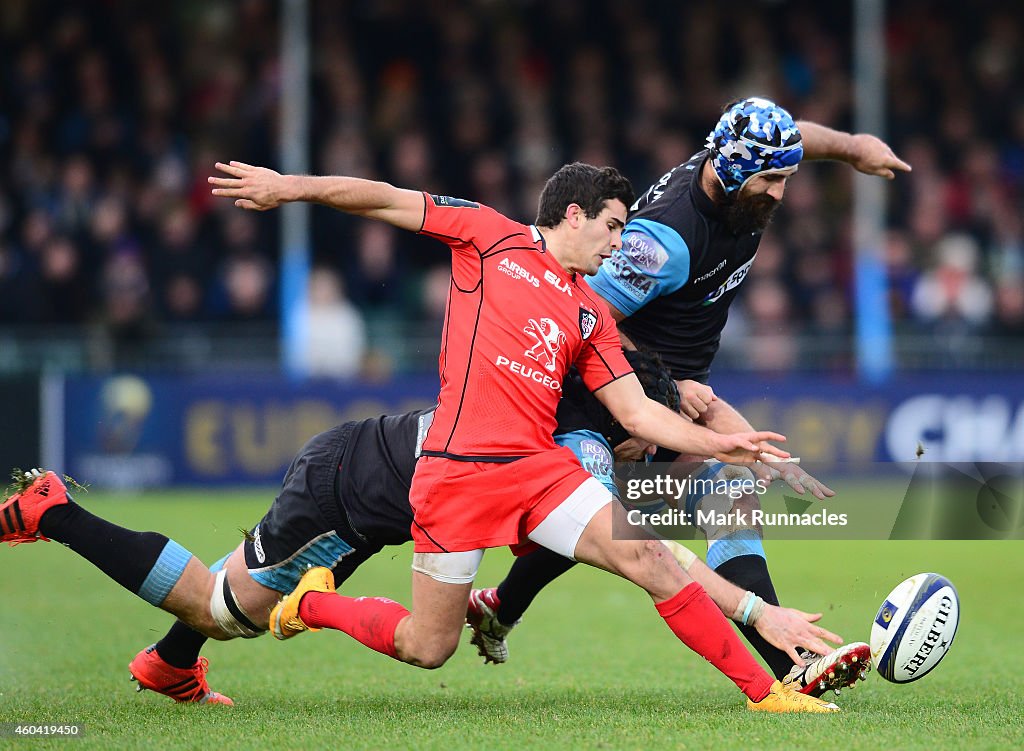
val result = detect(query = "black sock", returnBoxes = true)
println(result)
[495,547,577,625]
[38,501,181,597]
[714,554,794,679]
[154,620,209,669]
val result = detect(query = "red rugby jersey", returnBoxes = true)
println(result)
[417,193,632,459]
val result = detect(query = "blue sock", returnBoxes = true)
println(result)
[39,500,192,606]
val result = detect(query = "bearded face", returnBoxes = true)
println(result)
[708,177,782,235]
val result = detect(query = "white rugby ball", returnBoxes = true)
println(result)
[870,573,959,683]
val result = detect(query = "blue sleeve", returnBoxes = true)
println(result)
[589,218,691,316]
[554,429,619,500]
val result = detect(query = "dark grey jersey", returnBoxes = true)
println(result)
[590,151,762,382]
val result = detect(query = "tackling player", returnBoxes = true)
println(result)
[1,354,844,705]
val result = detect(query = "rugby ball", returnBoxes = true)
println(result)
[870,573,959,683]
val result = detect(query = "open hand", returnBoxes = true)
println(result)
[755,605,843,664]
[757,461,836,500]
[209,161,292,211]
[711,431,789,464]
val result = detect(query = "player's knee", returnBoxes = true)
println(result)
[181,609,227,640]
[407,634,459,669]
[616,539,687,590]
[205,569,267,640]
[732,493,761,515]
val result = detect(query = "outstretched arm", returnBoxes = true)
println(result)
[593,374,790,464]
[698,397,835,500]
[661,541,842,662]
[209,161,426,231]
[796,121,911,179]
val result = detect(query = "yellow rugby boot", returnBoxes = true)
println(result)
[269,566,335,640]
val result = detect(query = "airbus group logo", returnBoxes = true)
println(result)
[498,257,540,287]
[524,317,566,372]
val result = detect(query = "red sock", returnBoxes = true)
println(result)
[656,582,774,701]
[299,592,409,660]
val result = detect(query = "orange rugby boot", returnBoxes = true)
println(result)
[129,644,234,705]
[0,469,69,546]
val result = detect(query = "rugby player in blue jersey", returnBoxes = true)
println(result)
[468,98,909,698]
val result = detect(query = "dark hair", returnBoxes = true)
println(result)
[535,162,635,228]
[555,348,680,447]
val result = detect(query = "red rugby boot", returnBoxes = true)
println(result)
[129,645,233,706]
[783,642,872,697]
[0,469,69,546]
[465,588,519,665]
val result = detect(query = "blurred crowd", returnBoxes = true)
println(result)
[0,0,1021,374]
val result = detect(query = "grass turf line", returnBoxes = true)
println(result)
[0,491,1021,750]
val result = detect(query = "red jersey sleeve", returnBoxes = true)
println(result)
[575,302,632,392]
[419,193,526,257]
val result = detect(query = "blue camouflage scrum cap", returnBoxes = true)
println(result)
[705,97,803,195]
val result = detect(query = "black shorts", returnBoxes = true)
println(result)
[242,424,384,594]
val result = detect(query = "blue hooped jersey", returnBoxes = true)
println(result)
[554,429,618,499]
[590,150,762,382]
[555,428,674,515]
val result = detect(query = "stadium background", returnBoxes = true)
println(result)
[1,2,1022,747]
[1,0,1021,483]
[0,0,1021,621]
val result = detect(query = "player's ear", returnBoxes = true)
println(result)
[564,203,584,228]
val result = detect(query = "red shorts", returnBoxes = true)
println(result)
[409,447,594,553]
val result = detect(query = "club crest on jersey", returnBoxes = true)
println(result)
[579,308,597,340]
[429,194,479,209]
[524,317,566,371]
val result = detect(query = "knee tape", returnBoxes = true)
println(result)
[210,569,265,638]
[411,550,484,585]
[659,539,697,571]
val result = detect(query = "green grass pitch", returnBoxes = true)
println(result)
[1,489,1022,750]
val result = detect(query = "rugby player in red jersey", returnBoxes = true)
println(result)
[207,159,839,712]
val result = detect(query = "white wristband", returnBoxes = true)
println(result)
[732,591,766,626]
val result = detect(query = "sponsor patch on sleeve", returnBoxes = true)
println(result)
[622,231,669,273]
[429,195,479,209]
[578,439,613,480]
[604,253,656,303]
